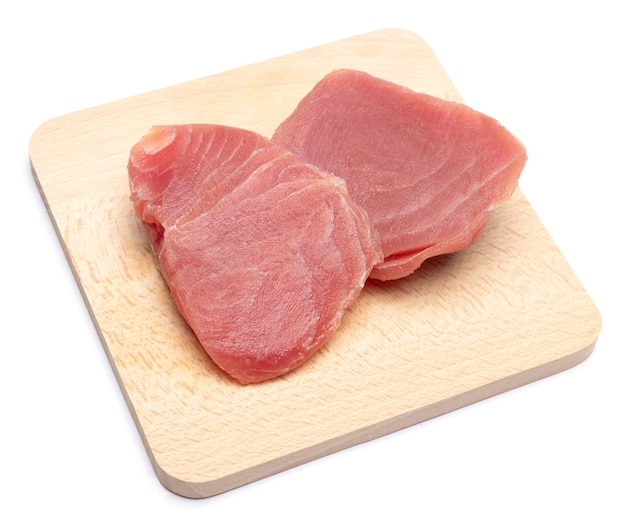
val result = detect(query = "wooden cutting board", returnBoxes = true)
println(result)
[29,28,601,499]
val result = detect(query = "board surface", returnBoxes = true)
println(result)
[29,29,601,499]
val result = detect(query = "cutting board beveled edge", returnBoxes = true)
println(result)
[29,29,601,499]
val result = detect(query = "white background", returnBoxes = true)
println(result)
[2,1,624,519]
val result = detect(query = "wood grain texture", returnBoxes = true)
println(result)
[29,28,601,498]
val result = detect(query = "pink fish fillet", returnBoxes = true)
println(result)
[272,69,528,281]
[128,124,383,384]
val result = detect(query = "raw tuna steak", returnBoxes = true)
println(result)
[272,69,527,280]
[128,124,382,384]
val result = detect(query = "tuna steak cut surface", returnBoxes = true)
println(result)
[272,69,528,280]
[128,124,383,384]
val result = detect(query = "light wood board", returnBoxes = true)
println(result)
[29,29,601,499]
